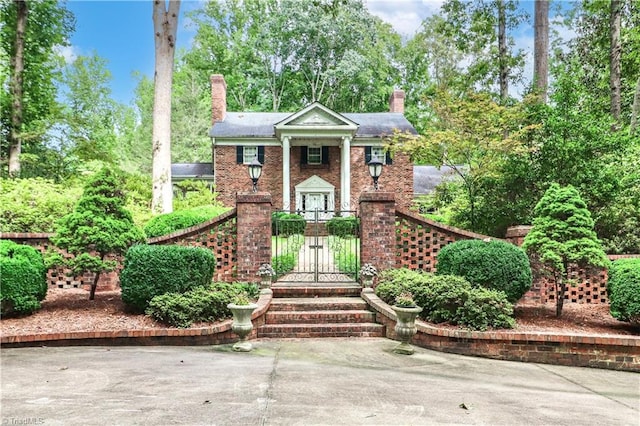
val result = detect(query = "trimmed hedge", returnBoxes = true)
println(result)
[436,239,532,303]
[0,240,47,316]
[607,259,640,323]
[272,212,306,236]
[376,268,515,331]
[273,253,296,275]
[120,245,216,312]
[146,282,259,328]
[144,205,228,238]
[326,216,359,237]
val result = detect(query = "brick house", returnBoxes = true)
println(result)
[202,74,417,218]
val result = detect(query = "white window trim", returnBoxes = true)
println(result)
[243,146,258,164]
[307,146,322,165]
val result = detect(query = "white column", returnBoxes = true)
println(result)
[282,136,291,212]
[340,136,351,212]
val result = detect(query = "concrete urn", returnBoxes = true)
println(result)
[391,305,423,355]
[228,303,258,352]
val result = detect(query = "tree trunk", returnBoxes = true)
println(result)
[533,0,549,103]
[556,280,566,318]
[151,0,180,214]
[630,75,640,135]
[8,0,28,178]
[89,271,101,301]
[497,0,508,103]
[610,0,621,121]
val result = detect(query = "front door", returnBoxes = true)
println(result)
[302,193,325,220]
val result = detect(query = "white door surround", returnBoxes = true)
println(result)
[295,175,335,220]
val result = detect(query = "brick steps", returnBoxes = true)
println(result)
[269,297,368,311]
[265,310,376,324]
[271,284,362,298]
[258,284,384,338]
[259,323,384,338]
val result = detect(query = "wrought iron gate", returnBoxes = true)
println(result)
[272,210,360,282]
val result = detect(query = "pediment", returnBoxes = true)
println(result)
[275,102,358,133]
[295,175,335,191]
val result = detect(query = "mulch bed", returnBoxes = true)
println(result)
[1,287,638,337]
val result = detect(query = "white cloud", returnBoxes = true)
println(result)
[365,0,443,37]
[54,44,79,64]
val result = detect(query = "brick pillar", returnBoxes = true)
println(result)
[505,225,532,246]
[359,191,396,272]
[236,192,272,282]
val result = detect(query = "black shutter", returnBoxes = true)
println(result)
[385,152,393,165]
[258,146,265,163]
[236,146,244,164]
[321,146,329,164]
[300,146,308,164]
[364,146,371,164]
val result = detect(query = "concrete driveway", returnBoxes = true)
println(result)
[1,338,638,425]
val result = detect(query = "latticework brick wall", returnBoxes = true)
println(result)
[394,208,490,273]
[148,209,238,282]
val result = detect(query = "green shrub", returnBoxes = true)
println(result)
[272,253,296,275]
[272,212,306,236]
[607,259,640,323]
[375,268,515,331]
[0,241,47,316]
[436,239,532,302]
[0,178,82,233]
[120,245,216,312]
[145,282,259,328]
[326,216,359,237]
[144,205,229,238]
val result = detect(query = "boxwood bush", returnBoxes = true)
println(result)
[436,239,532,303]
[607,258,640,323]
[272,212,306,236]
[120,245,216,312]
[326,216,359,237]
[146,282,259,328]
[272,253,296,275]
[0,240,47,316]
[375,268,515,331]
[144,205,228,238]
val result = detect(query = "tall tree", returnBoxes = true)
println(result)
[0,0,74,178]
[7,0,27,178]
[439,0,527,102]
[60,53,119,166]
[533,0,549,102]
[609,0,621,120]
[151,0,180,214]
[185,0,400,113]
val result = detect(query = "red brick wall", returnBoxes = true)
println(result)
[2,233,120,291]
[359,192,397,271]
[364,292,640,372]
[236,192,272,281]
[215,144,413,211]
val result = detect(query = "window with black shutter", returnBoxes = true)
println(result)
[365,146,392,165]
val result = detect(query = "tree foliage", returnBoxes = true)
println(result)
[0,0,74,177]
[522,184,609,317]
[51,168,145,300]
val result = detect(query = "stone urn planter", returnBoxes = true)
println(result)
[227,303,258,352]
[257,263,275,294]
[392,305,423,355]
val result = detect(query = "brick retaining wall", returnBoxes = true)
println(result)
[362,290,640,372]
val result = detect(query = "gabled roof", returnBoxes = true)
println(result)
[413,165,460,194]
[210,103,417,139]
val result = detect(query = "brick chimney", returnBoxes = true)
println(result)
[389,89,405,113]
[211,74,227,123]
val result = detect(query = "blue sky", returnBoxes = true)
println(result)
[62,1,568,105]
